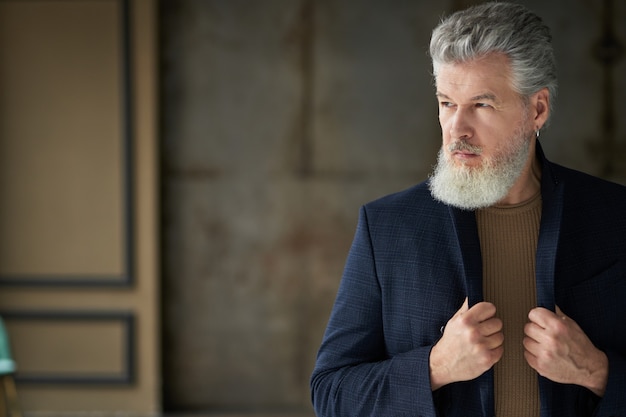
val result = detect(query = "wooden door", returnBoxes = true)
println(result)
[0,0,159,414]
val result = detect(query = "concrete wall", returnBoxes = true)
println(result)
[160,0,626,412]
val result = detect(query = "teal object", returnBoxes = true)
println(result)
[0,317,16,375]
[0,316,21,417]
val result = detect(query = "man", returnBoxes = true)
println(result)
[310,2,626,417]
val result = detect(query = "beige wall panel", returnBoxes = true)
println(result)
[0,0,124,277]
[6,318,126,376]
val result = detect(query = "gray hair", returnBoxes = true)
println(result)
[430,2,557,123]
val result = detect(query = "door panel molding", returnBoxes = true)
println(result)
[0,310,135,385]
[0,0,135,287]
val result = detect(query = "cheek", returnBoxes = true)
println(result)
[438,114,451,133]
[439,123,452,144]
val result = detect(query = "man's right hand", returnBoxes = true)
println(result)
[429,297,504,390]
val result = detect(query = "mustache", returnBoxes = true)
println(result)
[447,140,483,155]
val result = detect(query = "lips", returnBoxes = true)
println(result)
[448,141,482,155]
[451,151,482,165]
[453,150,480,157]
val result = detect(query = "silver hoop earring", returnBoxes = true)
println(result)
[535,130,540,139]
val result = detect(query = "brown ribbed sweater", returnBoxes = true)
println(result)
[476,191,542,417]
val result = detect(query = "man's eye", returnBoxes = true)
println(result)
[476,103,491,108]
[440,102,454,108]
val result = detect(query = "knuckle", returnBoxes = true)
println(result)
[537,348,556,365]
[458,314,473,327]
[552,320,568,334]
[544,337,561,353]
[466,328,481,344]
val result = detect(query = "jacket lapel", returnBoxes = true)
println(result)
[536,141,563,311]
[449,206,494,416]
[449,207,483,306]
[535,143,564,416]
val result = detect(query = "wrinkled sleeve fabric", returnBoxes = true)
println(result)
[310,206,438,417]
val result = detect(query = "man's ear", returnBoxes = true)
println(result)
[532,87,550,130]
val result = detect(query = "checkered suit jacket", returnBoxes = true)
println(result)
[310,143,626,416]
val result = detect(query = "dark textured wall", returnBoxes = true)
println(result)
[159,0,626,412]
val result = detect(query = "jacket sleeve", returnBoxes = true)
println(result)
[593,350,626,416]
[310,206,438,417]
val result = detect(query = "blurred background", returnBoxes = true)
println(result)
[0,0,624,415]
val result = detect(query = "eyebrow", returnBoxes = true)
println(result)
[470,93,498,102]
[436,92,499,103]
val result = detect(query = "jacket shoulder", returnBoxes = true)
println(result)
[550,162,626,203]
[359,181,452,234]
[364,181,439,212]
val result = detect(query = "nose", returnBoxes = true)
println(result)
[448,108,473,140]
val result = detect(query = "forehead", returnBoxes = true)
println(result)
[435,54,517,101]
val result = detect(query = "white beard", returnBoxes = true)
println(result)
[428,129,532,210]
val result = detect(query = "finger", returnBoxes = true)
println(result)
[524,320,552,346]
[522,334,540,355]
[527,307,555,328]
[522,334,545,374]
[523,348,539,371]
[467,301,497,323]
[479,317,503,337]
[486,330,505,350]
[524,321,541,337]
[555,305,567,319]
[491,344,505,363]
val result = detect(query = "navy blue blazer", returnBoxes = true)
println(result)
[311,144,626,416]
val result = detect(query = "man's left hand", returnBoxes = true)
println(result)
[523,306,608,397]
